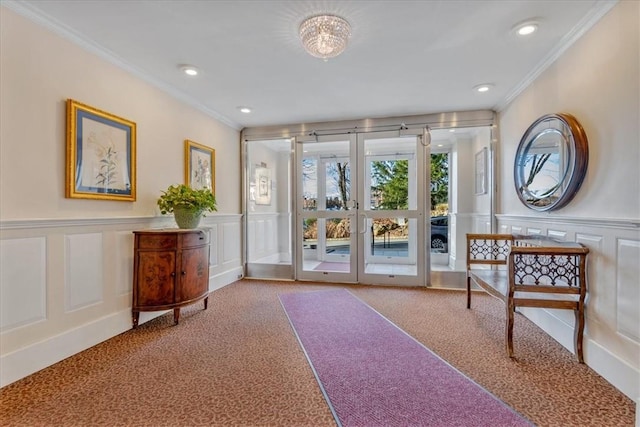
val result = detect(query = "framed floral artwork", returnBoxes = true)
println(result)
[185,140,215,193]
[65,99,136,201]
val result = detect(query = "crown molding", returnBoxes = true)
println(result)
[2,0,242,130]
[495,0,619,112]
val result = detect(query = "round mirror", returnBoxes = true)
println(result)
[514,113,588,211]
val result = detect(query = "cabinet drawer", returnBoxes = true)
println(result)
[137,234,178,249]
[181,231,209,248]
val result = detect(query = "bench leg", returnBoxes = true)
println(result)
[506,300,515,358]
[466,275,471,309]
[574,305,585,363]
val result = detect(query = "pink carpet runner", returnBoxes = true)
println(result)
[279,288,532,427]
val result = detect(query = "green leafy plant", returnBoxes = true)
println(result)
[157,184,217,215]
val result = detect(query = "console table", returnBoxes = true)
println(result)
[132,229,210,328]
[466,234,589,362]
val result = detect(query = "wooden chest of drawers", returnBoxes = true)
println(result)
[132,229,210,327]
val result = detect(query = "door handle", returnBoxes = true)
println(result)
[348,214,356,234]
[359,213,367,234]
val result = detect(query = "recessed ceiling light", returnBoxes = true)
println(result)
[178,64,199,76]
[238,106,252,114]
[517,23,538,36]
[449,129,455,133]
[474,84,494,93]
[513,20,539,37]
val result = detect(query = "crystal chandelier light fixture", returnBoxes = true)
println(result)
[299,14,352,61]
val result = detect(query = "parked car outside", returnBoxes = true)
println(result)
[430,216,448,252]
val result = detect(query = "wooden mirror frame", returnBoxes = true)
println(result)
[514,113,589,211]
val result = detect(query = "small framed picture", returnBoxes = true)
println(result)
[185,140,215,193]
[475,147,487,195]
[65,99,136,201]
[255,167,272,205]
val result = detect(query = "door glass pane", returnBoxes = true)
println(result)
[302,157,317,211]
[302,217,318,271]
[301,217,351,272]
[430,152,449,254]
[245,139,292,277]
[369,218,409,258]
[428,126,492,285]
[325,217,351,261]
[364,137,417,212]
[324,159,350,211]
[364,217,417,276]
[369,160,409,211]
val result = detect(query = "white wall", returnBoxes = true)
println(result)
[497,0,639,403]
[0,7,243,387]
[0,7,241,219]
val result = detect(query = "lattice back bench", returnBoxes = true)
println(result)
[466,234,589,363]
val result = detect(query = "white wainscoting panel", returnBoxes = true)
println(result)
[1,214,243,387]
[208,224,219,268]
[526,227,542,235]
[576,233,607,325]
[0,237,47,331]
[548,229,567,240]
[256,220,266,254]
[65,233,104,312]
[496,214,640,401]
[616,238,640,342]
[222,222,241,264]
[115,231,134,296]
[246,213,280,262]
[277,212,292,255]
[247,220,256,260]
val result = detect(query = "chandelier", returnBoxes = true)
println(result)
[299,14,352,60]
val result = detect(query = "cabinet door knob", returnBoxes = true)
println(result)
[171,272,176,277]
[181,271,186,276]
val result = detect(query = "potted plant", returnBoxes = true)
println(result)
[157,184,217,229]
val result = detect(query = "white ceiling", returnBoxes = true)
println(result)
[6,0,616,130]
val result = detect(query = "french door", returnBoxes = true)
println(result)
[295,130,428,286]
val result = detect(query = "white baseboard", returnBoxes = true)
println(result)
[1,268,242,388]
[587,338,640,405]
[210,266,243,292]
[0,309,132,387]
[520,307,640,402]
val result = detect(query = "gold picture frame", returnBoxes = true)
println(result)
[184,140,215,193]
[65,99,136,201]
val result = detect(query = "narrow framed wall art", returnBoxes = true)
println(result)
[185,139,215,193]
[474,147,487,195]
[65,99,136,201]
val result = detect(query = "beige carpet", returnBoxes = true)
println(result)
[0,279,635,426]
